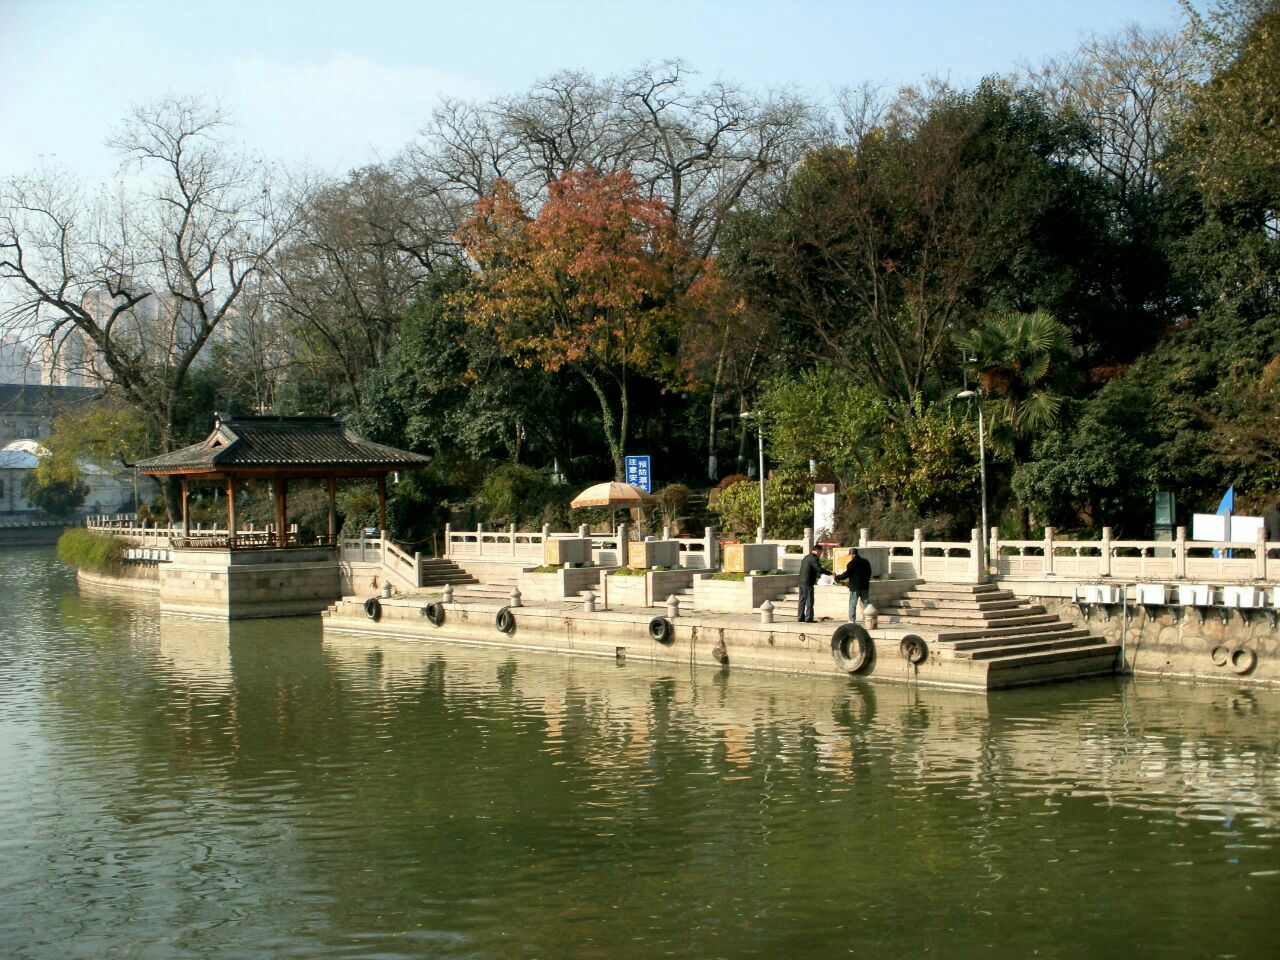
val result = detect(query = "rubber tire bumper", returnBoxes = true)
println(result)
[424,602,445,626]
[830,623,872,673]
[649,616,674,645]
[900,634,928,665]
[495,606,516,634]
[363,597,382,622]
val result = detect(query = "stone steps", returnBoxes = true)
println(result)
[895,596,1024,612]
[982,643,1121,673]
[956,633,1098,660]
[417,558,481,589]
[936,620,1078,642]
[883,610,1054,628]
[944,625,1084,649]
[875,578,1120,687]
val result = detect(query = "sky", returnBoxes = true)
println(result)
[2,0,1187,185]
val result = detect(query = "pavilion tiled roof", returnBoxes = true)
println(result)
[135,413,431,475]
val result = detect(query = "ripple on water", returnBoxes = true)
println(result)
[2,555,1280,958]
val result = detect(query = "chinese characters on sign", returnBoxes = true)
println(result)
[625,455,652,493]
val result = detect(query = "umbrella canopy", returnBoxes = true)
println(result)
[570,481,653,509]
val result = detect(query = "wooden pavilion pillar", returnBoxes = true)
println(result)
[275,477,290,547]
[226,476,236,545]
[377,473,387,534]
[327,476,337,544]
[181,477,190,538]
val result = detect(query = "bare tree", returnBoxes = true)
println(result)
[0,95,299,516]
[408,61,818,257]
[268,163,458,406]
[1022,22,1196,203]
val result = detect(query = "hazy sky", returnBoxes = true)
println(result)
[2,0,1185,184]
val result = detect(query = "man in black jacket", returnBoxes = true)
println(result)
[835,548,873,622]
[797,544,825,623]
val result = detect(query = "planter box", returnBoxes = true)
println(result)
[628,539,681,569]
[723,543,778,574]
[1082,584,1120,604]
[519,566,607,603]
[603,571,647,607]
[1177,583,1214,606]
[1223,585,1263,608]
[829,547,890,578]
[1136,583,1167,605]
[692,572,795,613]
[544,537,591,566]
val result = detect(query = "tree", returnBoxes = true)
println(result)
[413,61,815,259]
[1024,22,1195,204]
[726,82,1106,409]
[21,470,86,518]
[460,168,714,479]
[1174,0,1280,211]
[0,96,298,518]
[712,469,812,539]
[269,164,460,407]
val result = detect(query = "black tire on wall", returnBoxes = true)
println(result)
[831,623,872,673]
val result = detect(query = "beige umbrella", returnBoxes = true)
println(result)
[570,481,653,509]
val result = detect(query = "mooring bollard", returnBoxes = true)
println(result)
[760,600,775,624]
[864,601,879,629]
[667,594,680,619]
[381,581,393,599]
[510,587,522,608]
[583,590,597,613]
[442,583,454,604]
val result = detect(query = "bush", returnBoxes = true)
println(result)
[22,472,87,518]
[653,483,693,532]
[475,464,567,527]
[711,469,811,538]
[56,528,124,575]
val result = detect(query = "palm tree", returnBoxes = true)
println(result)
[956,310,1074,533]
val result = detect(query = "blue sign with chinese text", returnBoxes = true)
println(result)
[625,455,652,493]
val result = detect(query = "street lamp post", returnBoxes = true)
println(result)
[956,389,988,577]
[741,411,766,543]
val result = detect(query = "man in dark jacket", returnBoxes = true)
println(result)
[797,543,825,623]
[835,548,873,622]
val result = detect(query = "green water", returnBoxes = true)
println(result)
[2,548,1278,959]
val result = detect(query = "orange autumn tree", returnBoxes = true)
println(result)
[460,167,714,479]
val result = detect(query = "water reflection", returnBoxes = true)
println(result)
[1,548,1278,959]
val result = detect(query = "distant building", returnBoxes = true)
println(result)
[0,438,148,518]
[0,383,104,447]
[0,338,40,385]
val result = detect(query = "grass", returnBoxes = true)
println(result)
[709,572,746,581]
[610,566,644,576]
[57,528,125,575]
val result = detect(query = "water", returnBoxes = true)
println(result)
[2,548,1278,959]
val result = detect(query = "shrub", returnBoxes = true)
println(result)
[711,469,811,538]
[56,528,125,575]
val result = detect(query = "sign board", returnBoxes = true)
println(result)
[1192,512,1264,543]
[1154,490,1175,528]
[625,455,652,493]
[813,483,836,539]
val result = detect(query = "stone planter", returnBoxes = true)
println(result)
[628,539,681,569]
[543,537,591,566]
[722,543,779,574]
[829,546,890,578]
[693,572,795,613]
[519,566,610,602]
[605,567,696,607]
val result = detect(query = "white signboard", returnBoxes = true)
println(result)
[813,483,835,540]
[1191,513,1264,543]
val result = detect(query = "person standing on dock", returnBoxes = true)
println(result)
[835,549,872,622]
[797,543,825,623]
